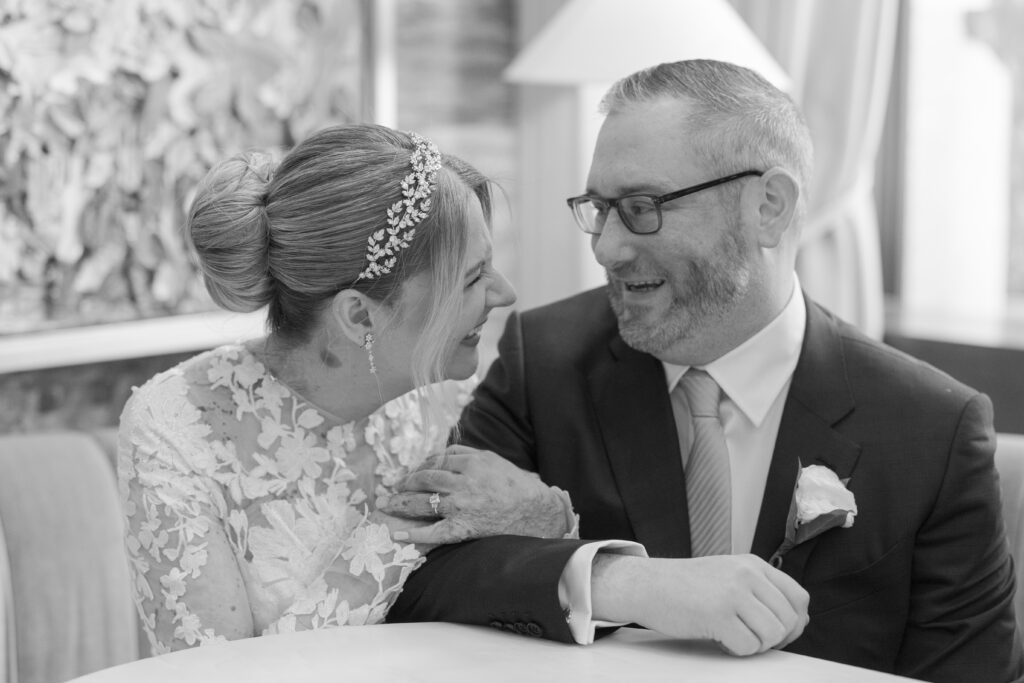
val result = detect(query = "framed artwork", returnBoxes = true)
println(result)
[0,0,373,372]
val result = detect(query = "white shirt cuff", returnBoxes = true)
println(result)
[556,541,648,644]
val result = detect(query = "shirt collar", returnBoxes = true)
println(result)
[663,275,806,426]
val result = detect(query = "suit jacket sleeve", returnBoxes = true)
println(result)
[897,393,1023,682]
[457,310,538,469]
[387,312,582,641]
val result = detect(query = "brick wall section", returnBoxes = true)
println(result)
[0,353,196,433]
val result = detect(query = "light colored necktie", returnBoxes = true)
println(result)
[679,369,731,556]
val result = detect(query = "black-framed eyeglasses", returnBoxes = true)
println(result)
[566,170,764,235]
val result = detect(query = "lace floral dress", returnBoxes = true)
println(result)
[117,343,469,655]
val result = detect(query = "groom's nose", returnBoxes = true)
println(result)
[591,212,638,270]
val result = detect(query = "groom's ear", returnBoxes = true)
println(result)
[330,290,375,346]
[745,167,800,249]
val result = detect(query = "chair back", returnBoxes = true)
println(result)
[996,432,1024,639]
[0,432,137,683]
[0,515,14,683]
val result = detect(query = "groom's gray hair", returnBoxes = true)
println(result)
[600,59,814,211]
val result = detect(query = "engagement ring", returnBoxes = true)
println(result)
[429,492,441,516]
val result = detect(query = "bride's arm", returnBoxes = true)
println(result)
[121,415,426,647]
[119,416,254,654]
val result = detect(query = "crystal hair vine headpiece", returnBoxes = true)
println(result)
[356,132,442,281]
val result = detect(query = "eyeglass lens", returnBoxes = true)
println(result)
[574,196,660,235]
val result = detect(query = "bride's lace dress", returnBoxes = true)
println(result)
[117,343,469,655]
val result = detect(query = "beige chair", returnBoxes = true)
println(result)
[0,432,137,683]
[1,516,14,683]
[996,432,1024,638]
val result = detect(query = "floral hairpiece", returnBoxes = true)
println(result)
[356,132,442,281]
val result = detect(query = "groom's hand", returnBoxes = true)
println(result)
[591,554,810,656]
[378,445,575,544]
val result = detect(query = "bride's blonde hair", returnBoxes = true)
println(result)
[186,124,491,432]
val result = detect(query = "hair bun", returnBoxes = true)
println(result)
[186,151,277,313]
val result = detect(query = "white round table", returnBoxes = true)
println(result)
[68,623,917,683]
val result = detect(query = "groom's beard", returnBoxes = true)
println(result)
[607,226,751,356]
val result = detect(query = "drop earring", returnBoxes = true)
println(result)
[364,331,384,406]
[364,332,377,374]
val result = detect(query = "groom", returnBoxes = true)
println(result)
[384,59,1022,682]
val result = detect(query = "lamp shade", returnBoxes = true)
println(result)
[504,0,791,91]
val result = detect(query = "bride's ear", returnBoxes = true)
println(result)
[330,289,376,347]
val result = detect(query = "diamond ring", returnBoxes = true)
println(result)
[429,492,441,516]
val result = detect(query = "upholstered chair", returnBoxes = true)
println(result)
[0,432,137,683]
[996,432,1024,638]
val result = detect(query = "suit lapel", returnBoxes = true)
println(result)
[588,335,691,558]
[750,300,862,576]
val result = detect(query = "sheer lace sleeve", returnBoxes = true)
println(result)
[118,372,251,654]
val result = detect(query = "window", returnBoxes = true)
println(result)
[880,0,1024,433]
[886,0,1024,336]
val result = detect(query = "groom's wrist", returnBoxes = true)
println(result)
[591,553,647,624]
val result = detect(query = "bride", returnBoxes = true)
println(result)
[117,124,577,655]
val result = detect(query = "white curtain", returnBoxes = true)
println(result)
[731,0,899,339]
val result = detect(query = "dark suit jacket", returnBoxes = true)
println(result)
[389,287,1023,682]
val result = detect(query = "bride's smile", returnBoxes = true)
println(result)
[381,196,515,385]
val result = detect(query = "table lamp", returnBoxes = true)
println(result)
[503,0,790,91]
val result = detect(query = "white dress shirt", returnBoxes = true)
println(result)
[664,280,806,553]
[559,277,807,643]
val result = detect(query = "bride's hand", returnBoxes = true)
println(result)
[377,445,578,546]
[369,510,439,553]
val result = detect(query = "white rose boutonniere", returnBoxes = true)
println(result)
[769,462,857,568]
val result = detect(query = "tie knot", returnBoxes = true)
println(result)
[679,369,721,418]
